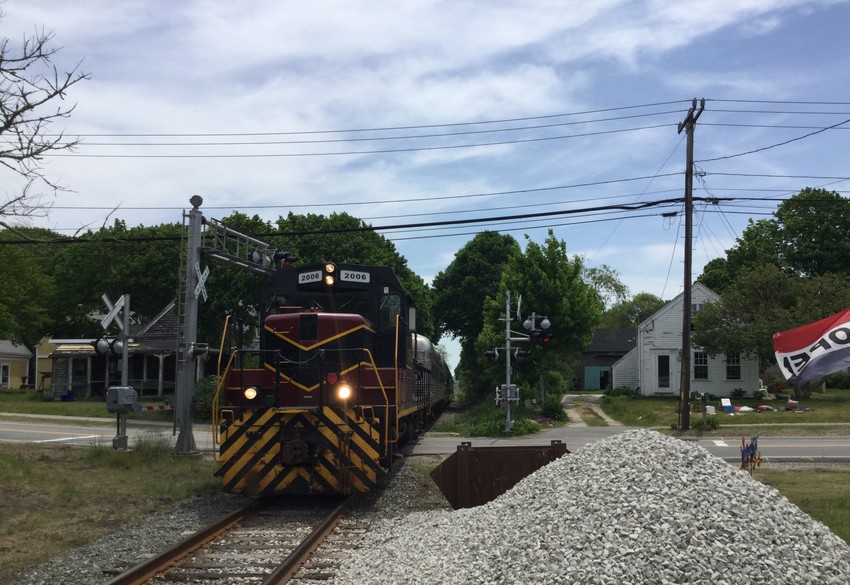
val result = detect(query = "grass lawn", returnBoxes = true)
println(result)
[754,465,850,545]
[600,388,850,432]
[0,437,219,583]
[0,390,176,423]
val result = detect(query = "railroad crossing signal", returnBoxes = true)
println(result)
[194,263,210,301]
[100,294,126,330]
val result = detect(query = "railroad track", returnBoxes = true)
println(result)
[105,494,358,585]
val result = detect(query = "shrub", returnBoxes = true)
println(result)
[753,388,767,400]
[768,377,787,395]
[510,417,542,435]
[826,371,850,389]
[192,376,217,420]
[541,396,567,422]
[692,416,720,431]
[730,388,746,399]
[605,386,638,398]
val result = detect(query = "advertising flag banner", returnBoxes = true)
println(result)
[773,307,850,387]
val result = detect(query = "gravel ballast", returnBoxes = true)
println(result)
[334,429,850,584]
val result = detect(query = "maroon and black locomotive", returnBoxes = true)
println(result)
[213,261,451,495]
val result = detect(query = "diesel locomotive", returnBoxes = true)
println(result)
[213,261,452,496]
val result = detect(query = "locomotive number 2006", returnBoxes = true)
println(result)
[298,270,323,284]
[340,270,370,283]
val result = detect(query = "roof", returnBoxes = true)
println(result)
[637,282,719,330]
[0,340,33,358]
[586,328,637,353]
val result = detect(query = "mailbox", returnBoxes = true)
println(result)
[106,386,140,413]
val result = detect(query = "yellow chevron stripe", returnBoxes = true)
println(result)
[264,323,376,351]
[261,361,395,393]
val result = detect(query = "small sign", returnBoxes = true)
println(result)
[340,269,370,283]
[299,270,322,284]
[194,263,209,301]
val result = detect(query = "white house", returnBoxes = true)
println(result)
[612,283,760,397]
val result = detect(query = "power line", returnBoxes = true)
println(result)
[43,100,693,138]
[43,173,685,210]
[47,123,676,159]
[63,110,685,148]
[697,117,850,163]
[0,195,706,246]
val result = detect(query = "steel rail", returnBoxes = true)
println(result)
[261,495,356,584]
[104,498,263,585]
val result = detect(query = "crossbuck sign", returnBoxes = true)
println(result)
[194,263,210,301]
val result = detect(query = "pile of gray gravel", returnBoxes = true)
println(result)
[334,429,850,585]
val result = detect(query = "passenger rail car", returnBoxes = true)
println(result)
[213,262,452,496]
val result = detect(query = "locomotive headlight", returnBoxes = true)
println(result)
[337,383,352,401]
[243,386,258,400]
[324,263,337,286]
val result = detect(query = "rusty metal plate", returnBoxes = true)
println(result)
[430,440,570,509]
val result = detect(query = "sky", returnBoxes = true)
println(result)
[3,0,850,368]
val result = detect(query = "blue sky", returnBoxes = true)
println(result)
[4,1,850,367]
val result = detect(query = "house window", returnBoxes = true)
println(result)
[0,364,9,389]
[694,352,708,379]
[692,303,704,313]
[657,355,670,388]
[726,353,741,380]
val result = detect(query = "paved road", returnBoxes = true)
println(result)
[406,424,850,464]
[0,414,217,452]
[1,413,849,464]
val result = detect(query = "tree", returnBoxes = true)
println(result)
[773,188,850,276]
[1,18,89,217]
[698,188,850,288]
[600,292,666,329]
[0,231,54,346]
[432,231,520,398]
[197,212,274,345]
[479,231,603,402]
[584,265,629,311]
[274,211,437,339]
[47,221,183,339]
[693,264,850,398]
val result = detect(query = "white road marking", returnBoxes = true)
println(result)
[713,440,728,447]
[36,435,103,443]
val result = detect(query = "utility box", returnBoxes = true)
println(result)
[106,386,140,413]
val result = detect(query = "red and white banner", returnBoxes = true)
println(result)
[774,307,850,387]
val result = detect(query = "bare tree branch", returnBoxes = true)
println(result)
[0,14,89,219]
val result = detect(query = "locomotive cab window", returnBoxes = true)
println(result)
[379,291,402,330]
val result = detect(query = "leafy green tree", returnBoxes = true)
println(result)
[197,212,273,345]
[274,212,436,339]
[600,292,666,329]
[698,188,850,289]
[49,221,182,338]
[478,231,603,402]
[693,264,850,398]
[773,188,850,276]
[431,232,520,395]
[584,265,629,310]
[0,233,55,347]
[433,231,520,341]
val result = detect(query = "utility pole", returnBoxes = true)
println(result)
[174,197,203,455]
[504,290,513,432]
[677,98,705,431]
